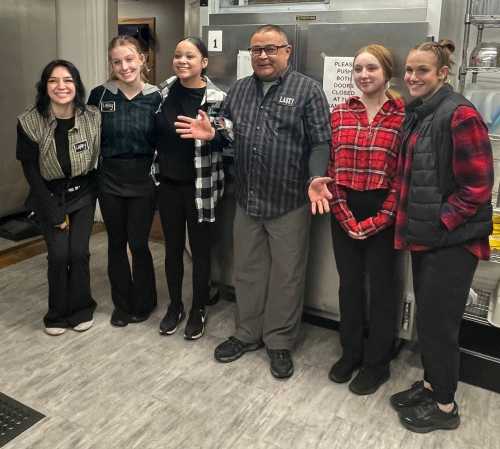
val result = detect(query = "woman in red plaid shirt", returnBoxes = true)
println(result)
[389,40,493,433]
[310,44,405,395]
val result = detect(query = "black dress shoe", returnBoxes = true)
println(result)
[110,310,128,327]
[399,400,460,433]
[267,348,294,379]
[390,381,433,412]
[214,337,263,363]
[349,366,390,395]
[329,357,361,383]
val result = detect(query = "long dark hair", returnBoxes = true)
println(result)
[35,59,86,117]
[177,36,209,76]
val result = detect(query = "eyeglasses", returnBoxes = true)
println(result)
[248,44,289,57]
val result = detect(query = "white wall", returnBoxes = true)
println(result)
[118,0,185,84]
[56,0,118,94]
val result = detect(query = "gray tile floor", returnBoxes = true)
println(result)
[1,232,500,449]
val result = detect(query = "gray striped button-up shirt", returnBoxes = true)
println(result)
[220,67,331,219]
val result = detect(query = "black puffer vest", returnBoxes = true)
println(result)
[403,85,492,247]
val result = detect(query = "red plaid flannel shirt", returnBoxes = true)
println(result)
[327,96,405,237]
[394,105,493,260]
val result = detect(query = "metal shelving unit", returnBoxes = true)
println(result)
[458,0,500,93]
[462,205,500,327]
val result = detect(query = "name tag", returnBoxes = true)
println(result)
[73,140,89,153]
[277,96,296,106]
[100,101,115,112]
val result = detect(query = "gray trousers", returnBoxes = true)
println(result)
[233,204,311,350]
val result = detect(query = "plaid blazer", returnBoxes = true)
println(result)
[18,106,101,181]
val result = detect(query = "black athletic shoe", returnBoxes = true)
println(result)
[214,337,263,363]
[399,400,460,433]
[159,305,185,335]
[184,307,206,340]
[390,381,433,412]
[328,357,361,383]
[349,366,390,395]
[267,348,294,379]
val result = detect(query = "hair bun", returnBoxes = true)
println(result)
[437,39,456,54]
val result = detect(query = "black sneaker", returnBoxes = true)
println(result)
[328,357,361,383]
[349,366,390,395]
[184,307,207,340]
[159,305,185,335]
[399,400,460,433]
[214,337,263,363]
[267,348,294,379]
[390,381,433,412]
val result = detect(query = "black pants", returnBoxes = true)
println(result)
[40,202,97,327]
[412,246,478,404]
[158,180,212,311]
[331,219,399,369]
[99,192,157,318]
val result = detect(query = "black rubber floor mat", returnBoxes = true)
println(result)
[0,393,45,447]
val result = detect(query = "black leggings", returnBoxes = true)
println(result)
[99,192,157,317]
[158,180,212,311]
[40,201,97,327]
[412,246,478,404]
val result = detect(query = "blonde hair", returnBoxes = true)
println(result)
[410,39,455,80]
[354,44,400,99]
[108,35,149,82]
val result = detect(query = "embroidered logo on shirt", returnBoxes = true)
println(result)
[73,140,89,153]
[100,101,116,112]
[277,96,295,106]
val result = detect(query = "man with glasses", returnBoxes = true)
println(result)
[175,24,331,379]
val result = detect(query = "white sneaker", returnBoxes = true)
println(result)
[44,327,67,336]
[73,319,94,332]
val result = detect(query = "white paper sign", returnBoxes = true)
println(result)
[323,56,362,110]
[237,50,253,80]
[208,30,223,52]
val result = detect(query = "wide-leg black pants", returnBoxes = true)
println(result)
[99,192,157,318]
[40,201,97,327]
[331,219,399,369]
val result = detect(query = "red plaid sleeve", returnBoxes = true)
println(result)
[328,182,359,234]
[356,182,398,237]
[356,131,402,237]
[440,106,493,231]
